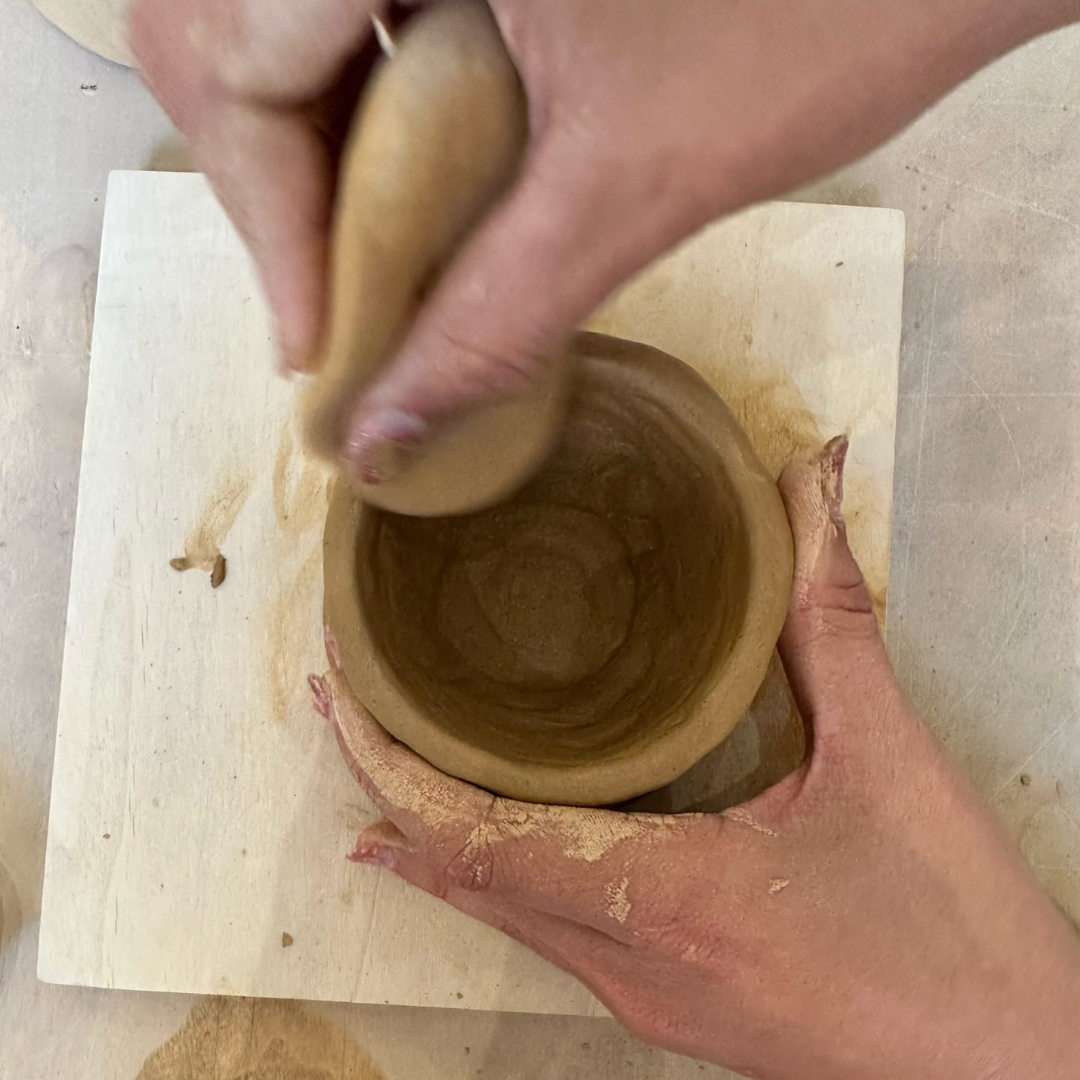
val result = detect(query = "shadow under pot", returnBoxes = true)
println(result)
[323,332,794,806]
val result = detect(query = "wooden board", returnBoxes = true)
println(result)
[38,171,904,1013]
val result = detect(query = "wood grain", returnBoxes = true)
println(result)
[38,172,903,1013]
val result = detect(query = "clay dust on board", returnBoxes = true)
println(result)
[136,997,385,1080]
[170,471,253,576]
[267,421,335,725]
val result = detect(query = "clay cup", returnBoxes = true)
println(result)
[324,332,795,805]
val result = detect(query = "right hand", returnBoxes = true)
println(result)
[132,0,1079,475]
[313,439,1080,1080]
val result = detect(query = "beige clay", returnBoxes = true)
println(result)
[31,0,136,67]
[302,0,569,516]
[325,333,795,806]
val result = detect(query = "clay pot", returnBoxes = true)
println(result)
[323,333,794,806]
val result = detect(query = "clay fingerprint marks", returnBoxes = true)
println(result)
[268,423,334,725]
[137,998,385,1080]
[169,473,254,588]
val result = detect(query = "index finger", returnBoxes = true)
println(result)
[312,639,715,938]
[131,0,384,369]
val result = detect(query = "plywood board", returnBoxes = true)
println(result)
[38,171,904,1013]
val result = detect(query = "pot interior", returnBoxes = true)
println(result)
[355,366,751,769]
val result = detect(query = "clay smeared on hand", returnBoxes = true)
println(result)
[301,0,567,516]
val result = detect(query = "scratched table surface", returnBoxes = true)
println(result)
[1,0,1078,1075]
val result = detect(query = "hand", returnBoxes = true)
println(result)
[131,0,1079,472]
[311,440,1080,1080]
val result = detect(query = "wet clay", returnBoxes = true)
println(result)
[324,333,794,805]
[302,0,568,516]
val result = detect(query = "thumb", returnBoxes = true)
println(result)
[776,437,901,748]
[340,141,655,474]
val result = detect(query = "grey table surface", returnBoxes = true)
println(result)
[1,1,1078,1076]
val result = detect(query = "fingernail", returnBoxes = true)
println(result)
[821,435,849,522]
[349,841,396,869]
[344,408,428,487]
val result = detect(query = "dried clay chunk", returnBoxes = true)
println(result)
[301,0,569,516]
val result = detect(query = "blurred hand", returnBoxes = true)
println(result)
[132,0,1078,472]
[311,439,1080,1080]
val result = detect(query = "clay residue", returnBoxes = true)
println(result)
[717,369,824,480]
[269,548,322,725]
[273,423,335,538]
[210,554,227,589]
[267,421,334,725]
[605,876,631,923]
[177,472,253,572]
[136,998,385,1080]
[553,809,662,863]
[450,805,665,877]
[721,806,777,837]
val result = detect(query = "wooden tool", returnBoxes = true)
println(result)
[38,171,904,1015]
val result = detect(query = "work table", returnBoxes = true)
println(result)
[1,2,1078,1075]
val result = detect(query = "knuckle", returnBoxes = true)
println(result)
[807,577,876,620]
[784,595,880,652]
[592,974,671,1043]
[445,835,494,892]
[435,328,550,402]
[441,801,509,893]
[628,886,730,961]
